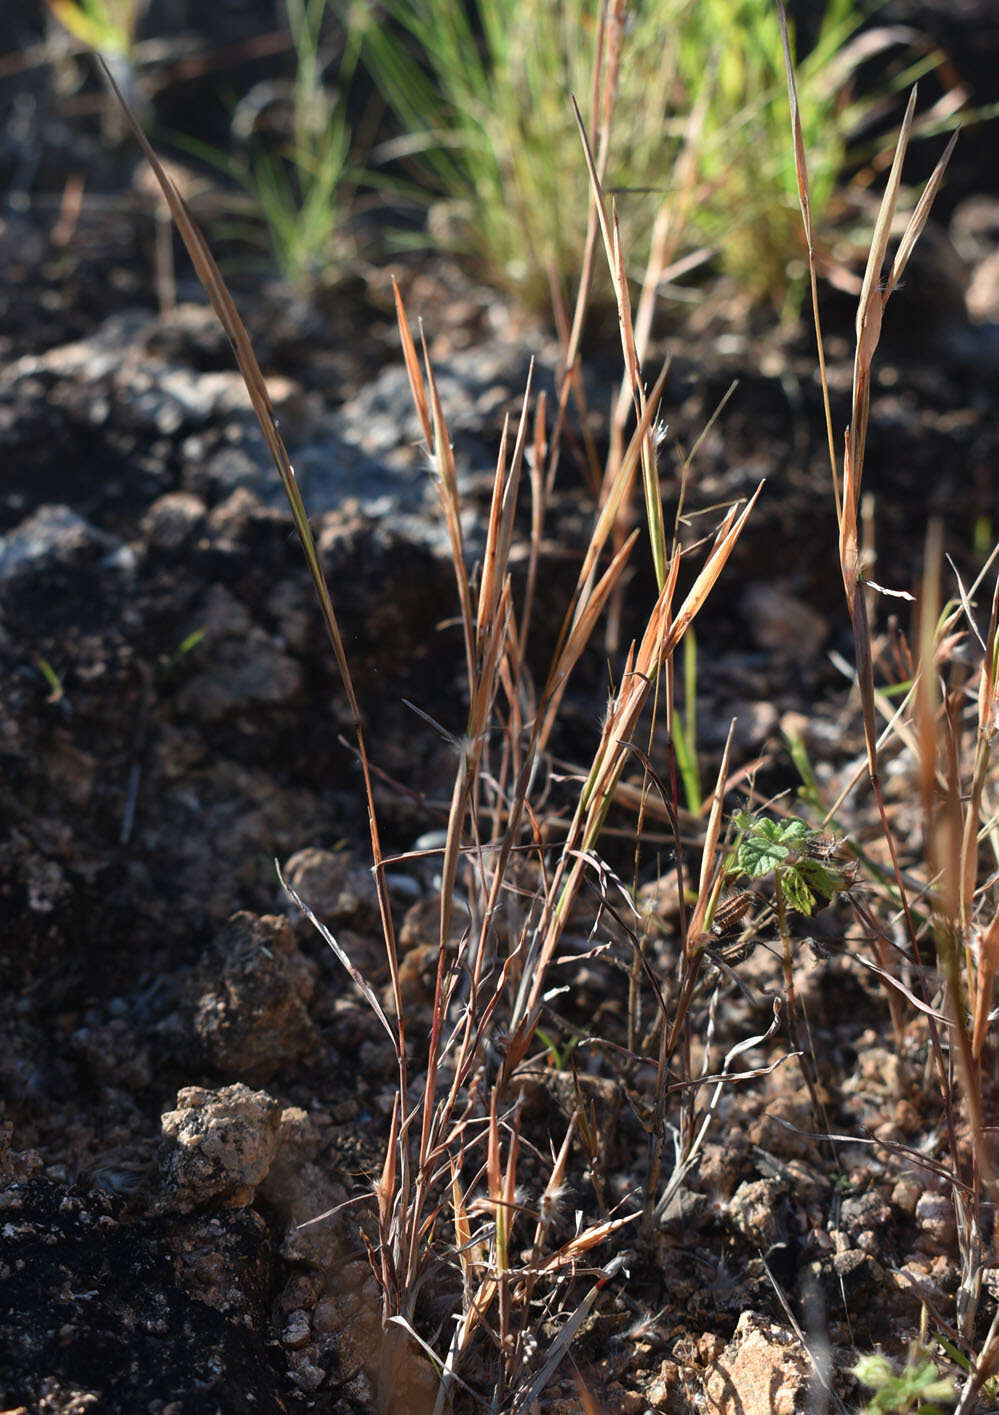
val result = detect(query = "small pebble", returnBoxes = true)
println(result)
[282,1309,311,1349]
[916,1191,956,1247]
[891,1176,922,1215]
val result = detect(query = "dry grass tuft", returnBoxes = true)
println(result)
[96,6,999,1406]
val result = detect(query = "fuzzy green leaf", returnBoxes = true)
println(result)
[779,817,812,843]
[738,834,788,876]
[797,858,844,901]
[782,870,817,916]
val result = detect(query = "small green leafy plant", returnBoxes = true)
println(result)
[854,1349,954,1414]
[730,810,854,917]
[726,810,856,1129]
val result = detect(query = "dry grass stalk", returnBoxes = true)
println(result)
[778,1,999,1360]
[913,531,999,1337]
[105,13,768,1399]
[384,112,758,1386]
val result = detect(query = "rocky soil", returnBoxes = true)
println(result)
[2,2,999,1412]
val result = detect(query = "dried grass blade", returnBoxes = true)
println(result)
[571,94,641,392]
[582,491,760,835]
[100,60,352,711]
[568,358,671,621]
[972,913,999,1059]
[856,85,918,351]
[534,1213,639,1275]
[376,1096,400,1235]
[392,278,432,444]
[639,485,763,676]
[478,365,533,647]
[776,0,812,239]
[572,94,668,588]
[449,1156,473,1281]
[422,340,475,685]
[688,720,736,942]
[916,524,943,829]
[100,60,408,1058]
[840,437,861,594]
[486,1099,506,1271]
[681,378,737,476]
[479,415,511,647]
[518,390,549,658]
[539,529,640,749]
[573,1368,608,1415]
[469,578,512,742]
[960,576,999,925]
[629,78,711,382]
[776,0,838,505]
[497,366,534,587]
[280,866,399,1054]
[576,493,758,839]
[849,87,918,481]
[545,3,623,495]
[640,422,668,592]
[510,1255,629,1415]
[885,130,958,300]
[383,1315,479,1404]
[851,582,880,779]
[978,572,999,743]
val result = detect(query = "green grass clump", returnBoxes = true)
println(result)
[673,0,859,313]
[239,0,359,288]
[200,0,361,289]
[356,0,870,314]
